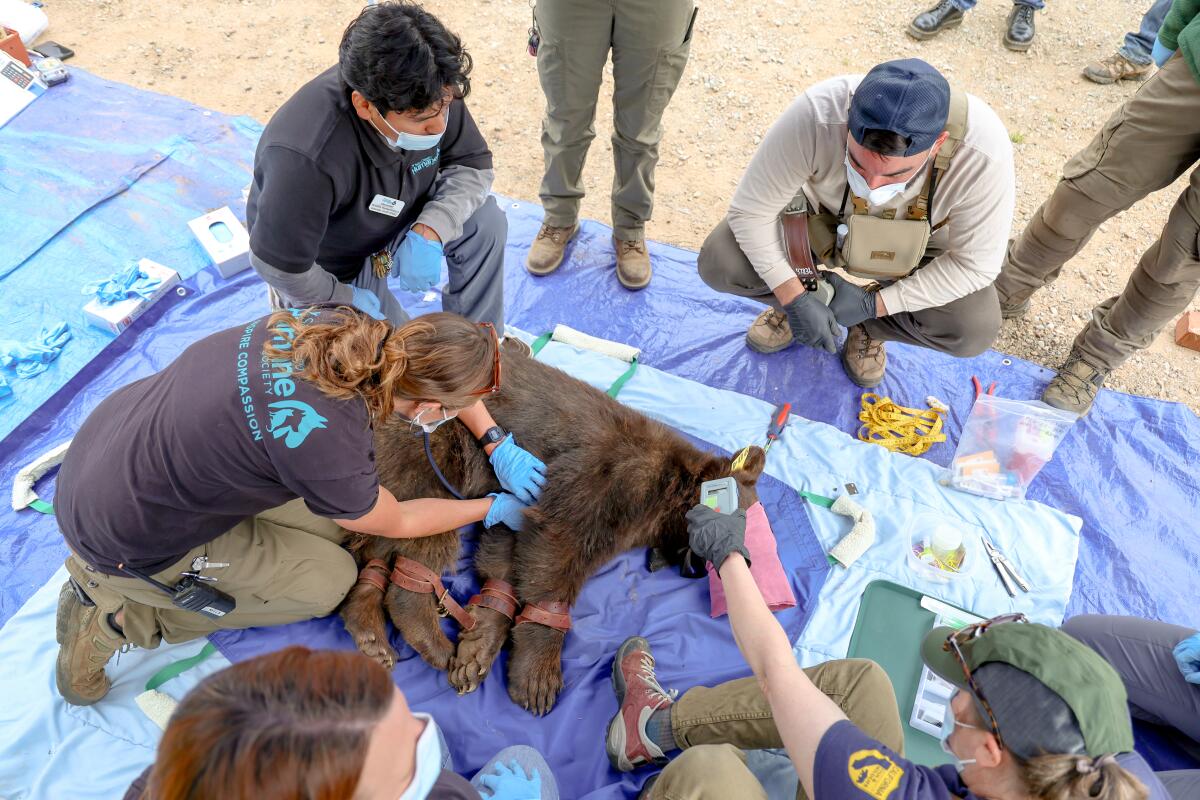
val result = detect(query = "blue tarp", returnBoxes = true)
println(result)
[1,69,1198,787]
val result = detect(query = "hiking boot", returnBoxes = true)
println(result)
[614,237,652,290]
[1000,297,1031,320]
[908,0,964,40]
[1003,4,1036,51]
[605,636,677,772]
[841,324,887,388]
[56,581,125,706]
[525,223,579,276]
[1042,351,1108,415]
[1083,52,1154,85]
[746,308,795,354]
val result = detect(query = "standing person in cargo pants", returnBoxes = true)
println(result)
[524,0,698,290]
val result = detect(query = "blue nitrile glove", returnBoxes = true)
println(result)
[1152,38,1176,67]
[488,435,547,504]
[485,492,529,531]
[392,229,444,292]
[82,262,161,305]
[783,292,840,353]
[823,271,879,327]
[0,322,72,378]
[349,286,385,320]
[1173,632,1200,684]
[478,760,542,800]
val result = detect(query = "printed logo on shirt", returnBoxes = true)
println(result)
[410,146,440,176]
[266,399,329,448]
[236,320,264,441]
[847,749,905,800]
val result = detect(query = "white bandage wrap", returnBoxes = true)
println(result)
[11,439,71,511]
[550,324,640,363]
[135,689,178,730]
[828,495,876,567]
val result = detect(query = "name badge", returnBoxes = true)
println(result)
[369,194,405,217]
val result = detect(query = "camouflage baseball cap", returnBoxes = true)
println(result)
[921,618,1134,759]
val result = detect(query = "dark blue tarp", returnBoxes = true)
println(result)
[1,70,1198,784]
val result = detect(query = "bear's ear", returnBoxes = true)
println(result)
[731,445,766,483]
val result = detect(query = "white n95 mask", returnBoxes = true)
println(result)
[396,713,444,800]
[844,152,929,207]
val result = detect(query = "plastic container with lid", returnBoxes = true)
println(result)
[907,515,970,584]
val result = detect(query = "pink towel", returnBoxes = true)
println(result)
[708,501,796,618]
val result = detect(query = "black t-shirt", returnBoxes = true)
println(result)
[56,310,379,575]
[246,65,493,282]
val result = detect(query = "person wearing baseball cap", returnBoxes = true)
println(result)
[698,58,1015,388]
[605,507,1178,800]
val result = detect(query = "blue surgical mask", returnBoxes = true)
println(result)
[408,407,454,434]
[373,108,446,152]
[844,151,929,207]
[940,698,980,773]
[395,713,444,800]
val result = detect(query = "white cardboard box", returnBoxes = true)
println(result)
[187,206,251,278]
[83,259,181,334]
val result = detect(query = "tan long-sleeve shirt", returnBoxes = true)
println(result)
[726,75,1015,315]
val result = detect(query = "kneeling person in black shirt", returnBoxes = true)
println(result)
[247,3,507,329]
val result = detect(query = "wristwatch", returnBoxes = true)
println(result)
[478,425,507,447]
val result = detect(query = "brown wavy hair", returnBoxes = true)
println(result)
[146,646,394,799]
[263,307,497,424]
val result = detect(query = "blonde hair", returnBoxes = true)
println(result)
[263,307,496,424]
[1019,753,1148,800]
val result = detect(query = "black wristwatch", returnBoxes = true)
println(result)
[478,425,507,447]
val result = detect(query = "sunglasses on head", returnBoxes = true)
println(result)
[465,322,501,397]
[942,612,1028,747]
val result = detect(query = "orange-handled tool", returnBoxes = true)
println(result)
[764,402,792,453]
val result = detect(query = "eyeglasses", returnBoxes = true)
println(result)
[465,322,502,397]
[942,612,1028,747]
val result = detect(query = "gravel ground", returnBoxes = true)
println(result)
[38,0,1199,413]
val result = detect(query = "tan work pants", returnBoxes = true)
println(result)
[996,53,1200,371]
[65,499,358,649]
[534,0,696,240]
[648,659,904,800]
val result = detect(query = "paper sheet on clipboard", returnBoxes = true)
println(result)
[910,596,986,739]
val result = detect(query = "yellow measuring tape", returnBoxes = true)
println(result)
[857,393,946,456]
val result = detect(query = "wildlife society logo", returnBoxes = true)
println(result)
[847,749,905,800]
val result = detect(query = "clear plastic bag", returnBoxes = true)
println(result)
[947,395,1078,501]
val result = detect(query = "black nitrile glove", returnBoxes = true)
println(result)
[685,504,751,574]
[783,292,840,354]
[823,271,879,327]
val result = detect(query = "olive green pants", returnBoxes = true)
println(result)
[647,659,904,800]
[535,0,696,240]
[996,53,1200,371]
[65,499,358,649]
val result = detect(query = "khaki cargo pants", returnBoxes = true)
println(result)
[65,499,358,649]
[996,53,1200,371]
[535,0,696,240]
[647,659,904,800]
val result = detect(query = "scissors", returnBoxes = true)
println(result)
[980,532,1030,597]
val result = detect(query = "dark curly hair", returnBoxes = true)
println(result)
[338,1,473,115]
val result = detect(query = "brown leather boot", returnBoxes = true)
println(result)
[55,580,125,706]
[841,324,887,388]
[745,308,795,354]
[525,223,579,276]
[614,237,652,290]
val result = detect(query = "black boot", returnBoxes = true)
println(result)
[1004,4,1037,51]
[908,0,965,40]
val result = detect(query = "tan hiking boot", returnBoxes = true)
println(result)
[1083,52,1154,85]
[1042,351,1109,415]
[841,324,887,388]
[1000,297,1031,320]
[56,580,125,705]
[525,223,579,276]
[746,308,795,354]
[614,237,652,290]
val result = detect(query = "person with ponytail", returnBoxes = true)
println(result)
[606,507,1177,800]
[53,305,545,709]
[123,646,560,800]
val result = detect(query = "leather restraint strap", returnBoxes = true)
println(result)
[389,556,477,631]
[780,192,820,288]
[515,600,572,633]
[355,558,391,593]
[467,578,520,621]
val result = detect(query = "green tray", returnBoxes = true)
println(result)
[846,580,978,766]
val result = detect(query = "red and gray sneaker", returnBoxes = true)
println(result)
[605,636,677,772]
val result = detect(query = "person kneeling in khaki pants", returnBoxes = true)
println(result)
[54,308,546,705]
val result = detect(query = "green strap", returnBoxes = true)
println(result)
[145,642,218,692]
[529,332,639,398]
[800,490,835,508]
[29,499,54,514]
